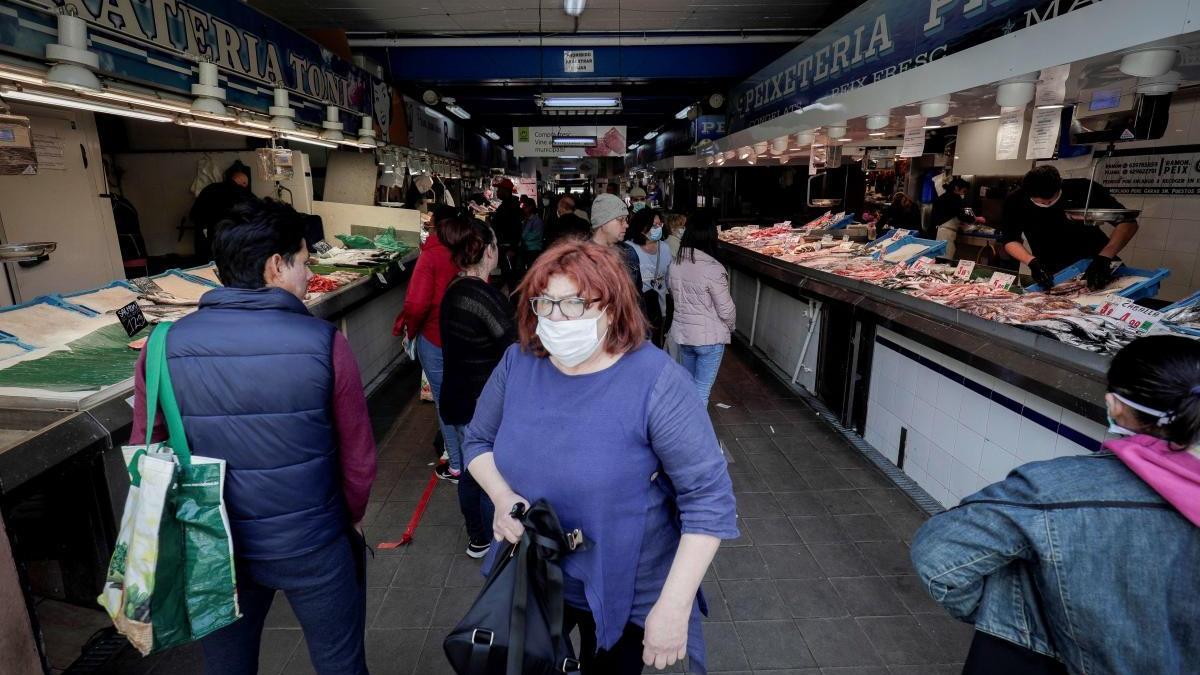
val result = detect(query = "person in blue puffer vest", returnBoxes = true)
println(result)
[130,200,377,675]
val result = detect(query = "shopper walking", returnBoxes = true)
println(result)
[668,211,735,406]
[911,334,1200,675]
[130,200,376,675]
[625,208,672,347]
[664,212,687,258]
[439,218,514,558]
[491,178,525,291]
[463,241,738,674]
[520,196,545,267]
[589,193,643,300]
[394,209,463,480]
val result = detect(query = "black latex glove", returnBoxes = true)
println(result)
[1028,258,1055,289]
[1085,255,1115,290]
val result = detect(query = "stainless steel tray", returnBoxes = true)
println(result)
[1062,208,1140,224]
[810,198,843,208]
[0,243,56,261]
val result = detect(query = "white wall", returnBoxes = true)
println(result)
[953,116,1037,177]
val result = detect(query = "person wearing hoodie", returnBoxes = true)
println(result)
[910,334,1200,675]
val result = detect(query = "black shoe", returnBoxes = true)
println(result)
[466,539,490,559]
[435,463,460,484]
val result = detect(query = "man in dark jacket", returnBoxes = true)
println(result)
[189,160,257,263]
[491,178,525,291]
[130,200,376,674]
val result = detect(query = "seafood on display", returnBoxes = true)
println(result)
[1020,312,1145,354]
[1043,276,1149,307]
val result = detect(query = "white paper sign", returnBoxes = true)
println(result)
[563,50,595,73]
[512,125,626,157]
[1097,299,1165,334]
[1025,65,1069,160]
[900,115,927,158]
[954,260,976,279]
[996,106,1025,161]
[1035,64,1071,107]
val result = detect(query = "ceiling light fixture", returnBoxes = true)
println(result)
[564,0,586,17]
[753,141,769,154]
[237,111,273,130]
[504,144,514,150]
[866,113,890,130]
[922,125,942,130]
[356,116,378,147]
[629,143,640,151]
[538,93,622,115]
[178,118,272,139]
[919,95,951,118]
[826,121,848,138]
[675,104,699,120]
[0,86,172,123]
[1036,104,1065,110]
[837,137,853,142]
[45,14,101,91]
[320,105,345,142]
[281,133,338,149]
[553,135,595,146]
[191,62,228,118]
[92,87,193,114]
[484,129,501,140]
[770,137,788,155]
[995,73,1038,107]
[644,130,659,141]
[976,115,1001,120]
[269,88,297,131]
[1120,48,1177,78]
[738,147,752,160]
[794,130,816,146]
[443,97,470,120]
[0,67,47,86]
[869,131,887,137]
[1137,70,1183,95]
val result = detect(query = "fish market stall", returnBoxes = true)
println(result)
[718,223,1190,508]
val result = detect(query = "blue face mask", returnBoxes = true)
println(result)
[649,226,664,242]
[631,201,647,213]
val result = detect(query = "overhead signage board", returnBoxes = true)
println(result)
[0,1,392,136]
[728,0,1104,132]
[403,96,461,157]
[563,50,595,73]
[512,125,627,157]
[1099,144,1200,196]
[694,115,727,143]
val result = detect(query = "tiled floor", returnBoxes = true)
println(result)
[98,346,971,674]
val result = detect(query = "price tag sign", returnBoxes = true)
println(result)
[954,260,976,280]
[842,234,850,242]
[116,302,149,338]
[312,240,332,254]
[1098,299,1164,334]
[821,234,834,243]
[890,228,911,242]
[376,272,389,286]
[989,272,1017,291]
[891,262,909,276]
[911,256,935,273]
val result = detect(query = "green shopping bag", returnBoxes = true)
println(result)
[98,322,240,655]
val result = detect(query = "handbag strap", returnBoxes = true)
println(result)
[506,538,529,675]
[143,323,192,466]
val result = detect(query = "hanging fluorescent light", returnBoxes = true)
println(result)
[922,125,942,130]
[1137,71,1183,95]
[0,87,171,123]
[564,0,586,17]
[837,137,853,142]
[558,154,582,159]
[178,118,272,139]
[539,93,621,109]
[738,147,752,160]
[553,136,596,146]
[269,88,297,131]
[770,137,788,155]
[484,129,501,140]
[919,95,951,118]
[237,111,273,130]
[644,130,659,141]
[93,87,193,114]
[1036,104,1065,110]
[320,105,345,142]
[628,143,640,151]
[723,149,736,160]
[190,62,228,118]
[443,97,470,120]
[504,144,514,151]
[45,14,100,92]
[976,115,1001,120]
[281,133,338,149]
[356,116,378,147]
[675,104,698,120]
[0,67,47,86]
[869,131,887,137]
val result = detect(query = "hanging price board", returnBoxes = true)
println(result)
[954,260,976,280]
[989,272,1016,291]
[890,229,911,241]
[911,257,935,273]
[821,234,834,243]
[1097,299,1164,334]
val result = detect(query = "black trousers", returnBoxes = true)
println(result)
[563,605,645,675]
[963,630,1068,675]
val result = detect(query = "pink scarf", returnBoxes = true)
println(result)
[1104,434,1200,527]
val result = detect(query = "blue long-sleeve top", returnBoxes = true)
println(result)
[463,343,738,672]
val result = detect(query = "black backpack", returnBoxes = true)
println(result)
[444,500,586,674]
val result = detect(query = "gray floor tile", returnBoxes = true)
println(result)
[816,491,875,516]
[800,470,854,491]
[701,621,751,671]
[838,468,895,489]
[702,580,732,621]
[431,586,479,628]
[367,555,403,588]
[366,588,387,627]
[392,554,455,588]
[883,512,928,544]
[794,617,883,668]
[832,515,900,543]
[782,449,834,471]
[739,436,784,455]
[375,587,442,629]
[364,628,426,675]
[828,577,908,617]
[404,525,469,556]
[265,593,300,628]
[732,472,771,494]
[914,613,975,663]
[856,542,916,576]
[727,423,767,439]
[857,489,921,514]
[714,546,771,580]
[736,492,785,518]
[886,576,943,615]
[806,544,877,578]
[734,620,817,670]
[413,629,456,674]
[722,518,756,547]
[789,516,849,544]
[443,554,486,588]
[889,665,963,675]
[774,579,848,618]
[818,667,889,675]
[721,579,792,620]
[855,616,944,666]
[743,517,803,545]
[774,491,829,517]
[757,545,824,579]
[282,638,318,674]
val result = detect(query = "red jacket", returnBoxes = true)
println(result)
[394,232,459,347]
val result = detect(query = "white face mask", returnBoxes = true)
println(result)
[420,229,430,245]
[1030,192,1061,208]
[536,314,606,367]
[1106,392,1171,436]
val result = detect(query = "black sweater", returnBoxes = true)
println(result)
[438,276,518,425]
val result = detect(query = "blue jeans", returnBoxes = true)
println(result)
[416,335,462,471]
[678,344,725,407]
[200,532,367,675]
[450,424,496,544]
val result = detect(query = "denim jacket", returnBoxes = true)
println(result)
[910,451,1200,674]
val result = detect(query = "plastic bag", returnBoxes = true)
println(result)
[335,234,376,249]
[373,228,411,254]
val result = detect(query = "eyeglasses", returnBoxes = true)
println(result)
[530,296,597,319]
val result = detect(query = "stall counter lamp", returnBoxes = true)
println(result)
[0,87,172,123]
[542,95,620,108]
[923,125,942,130]
[644,130,659,141]
[484,129,501,140]
[282,133,338,149]
[869,132,887,137]
[179,118,272,139]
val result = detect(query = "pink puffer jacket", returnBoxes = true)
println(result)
[668,249,736,346]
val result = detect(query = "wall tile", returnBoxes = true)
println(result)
[1160,282,1190,303]
[949,459,982,500]
[1055,435,1093,458]
[1135,217,1171,251]
[1059,409,1106,443]
[1139,196,1173,219]
[959,390,990,431]
[1021,394,1063,426]
[927,445,954,488]
[1161,250,1197,281]
[1130,247,1165,268]
[890,381,915,424]
[906,431,931,470]
[1166,219,1200,254]
[979,442,1019,483]
[935,379,965,417]
[1016,416,1059,463]
[914,367,939,407]
[985,403,1022,454]
[932,413,958,454]
[911,402,936,441]
[955,424,985,470]
[990,379,1027,409]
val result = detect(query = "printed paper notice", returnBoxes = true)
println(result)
[1035,64,1070,107]
[1025,107,1061,159]
[900,115,927,158]
[563,50,595,73]
[996,106,1025,160]
[32,132,66,171]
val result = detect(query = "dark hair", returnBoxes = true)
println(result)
[891,192,912,208]
[549,213,592,247]
[431,204,460,228]
[626,208,662,245]
[224,160,250,185]
[213,200,306,289]
[435,215,473,254]
[1108,335,1200,448]
[677,210,719,264]
[1023,165,1063,199]
[447,219,496,269]
[947,177,970,193]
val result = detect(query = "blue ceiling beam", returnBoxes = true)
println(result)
[362,44,793,82]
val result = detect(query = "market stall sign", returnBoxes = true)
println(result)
[728,0,1104,132]
[116,302,148,338]
[1097,299,1165,334]
[989,272,1016,291]
[404,96,462,156]
[563,50,595,73]
[512,125,626,157]
[0,1,394,134]
[954,260,976,279]
[911,256,935,273]
[1098,144,1200,195]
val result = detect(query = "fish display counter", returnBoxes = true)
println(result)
[717,225,1187,510]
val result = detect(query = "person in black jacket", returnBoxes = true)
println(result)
[876,192,921,235]
[439,216,516,558]
[491,178,525,291]
[189,161,256,263]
